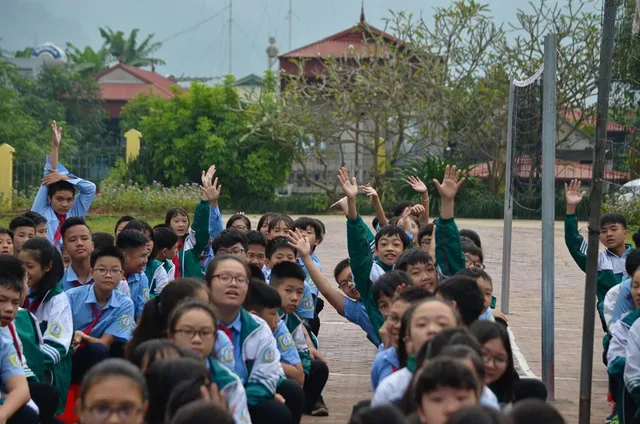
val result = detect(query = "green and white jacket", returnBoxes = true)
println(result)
[281,311,312,375]
[145,259,169,297]
[207,356,251,423]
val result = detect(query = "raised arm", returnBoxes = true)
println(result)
[50,120,62,171]
[201,165,224,241]
[361,184,388,228]
[564,179,588,272]
[191,165,220,256]
[338,167,359,221]
[406,176,430,226]
[433,165,466,276]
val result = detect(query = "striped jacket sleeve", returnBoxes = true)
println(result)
[245,323,284,406]
[564,214,588,272]
[42,295,73,370]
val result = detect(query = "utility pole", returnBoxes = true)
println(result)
[288,0,292,52]
[228,0,233,75]
[578,1,618,422]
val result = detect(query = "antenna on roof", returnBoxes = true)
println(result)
[360,0,365,23]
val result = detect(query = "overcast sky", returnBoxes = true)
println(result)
[1,0,576,79]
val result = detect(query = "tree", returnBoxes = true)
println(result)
[13,47,33,58]
[99,27,165,68]
[65,43,110,74]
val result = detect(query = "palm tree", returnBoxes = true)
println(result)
[65,43,110,74]
[99,27,166,68]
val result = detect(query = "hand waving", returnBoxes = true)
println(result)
[565,179,586,206]
[338,167,358,199]
[51,120,63,148]
[287,228,312,258]
[406,176,428,194]
[200,165,222,203]
[433,165,465,201]
[359,184,379,199]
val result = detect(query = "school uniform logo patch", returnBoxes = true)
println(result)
[219,347,234,364]
[261,348,275,363]
[49,322,62,339]
[142,288,150,301]
[278,334,294,351]
[120,315,133,329]
[303,296,314,310]
[8,353,18,367]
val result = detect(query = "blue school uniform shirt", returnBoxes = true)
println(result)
[371,346,399,390]
[61,265,94,292]
[0,338,24,393]
[220,312,248,384]
[66,284,135,342]
[31,156,96,251]
[126,272,150,319]
[343,297,381,347]
[479,308,495,322]
[613,275,634,324]
[273,320,301,366]
[215,330,235,371]
[264,265,315,319]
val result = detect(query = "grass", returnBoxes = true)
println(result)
[0,214,166,234]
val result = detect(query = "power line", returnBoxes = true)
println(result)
[161,5,230,44]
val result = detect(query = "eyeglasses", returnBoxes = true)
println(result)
[217,248,245,256]
[93,268,123,277]
[213,273,249,285]
[174,327,216,340]
[338,273,353,290]
[465,259,485,270]
[231,225,248,231]
[247,252,266,261]
[482,353,507,366]
[83,403,143,422]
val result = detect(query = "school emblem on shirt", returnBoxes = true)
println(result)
[261,348,275,363]
[142,288,150,301]
[219,347,233,364]
[8,353,18,367]
[303,296,314,310]
[278,334,294,351]
[120,315,132,329]
[49,322,62,339]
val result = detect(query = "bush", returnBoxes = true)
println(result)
[92,180,201,214]
[604,194,640,233]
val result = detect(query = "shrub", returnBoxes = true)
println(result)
[92,180,201,214]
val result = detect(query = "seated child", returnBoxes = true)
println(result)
[456,268,507,324]
[149,226,179,291]
[435,275,485,327]
[116,230,151,320]
[270,261,330,417]
[292,217,323,272]
[114,215,135,237]
[267,215,294,240]
[9,216,35,256]
[246,279,304,386]
[212,229,249,258]
[22,211,48,239]
[123,220,154,255]
[0,337,39,423]
[67,246,135,384]
[246,230,268,268]
[257,213,278,237]
[396,249,438,294]
[227,214,251,233]
[0,228,14,255]
[92,232,115,249]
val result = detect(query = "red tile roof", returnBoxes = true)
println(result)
[469,158,629,181]
[95,63,179,101]
[564,109,630,133]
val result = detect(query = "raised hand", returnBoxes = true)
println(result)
[338,167,358,199]
[199,383,228,411]
[433,165,465,201]
[287,228,312,258]
[330,196,348,215]
[565,179,586,206]
[42,169,66,186]
[200,165,222,203]
[51,120,63,147]
[359,183,379,199]
[409,204,426,216]
[406,176,428,194]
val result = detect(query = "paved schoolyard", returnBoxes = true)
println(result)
[271,215,609,424]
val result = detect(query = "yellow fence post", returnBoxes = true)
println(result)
[124,129,142,163]
[0,144,15,209]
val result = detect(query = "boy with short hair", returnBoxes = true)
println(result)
[9,217,35,256]
[115,230,150,320]
[31,121,96,250]
[66,246,135,383]
[0,228,14,256]
[270,261,329,417]
[212,229,249,258]
[245,279,304,386]
[246,230,268,268]
[60,217,94,291]
[292,217,323,271]
[456,268,508,324]
[565,179,632,328]
[417,224,434,253]
[92,232,115,250]
[395,249,438,294]
[114,216,135,237]
[22,212,47,239]
[150,227,178,289]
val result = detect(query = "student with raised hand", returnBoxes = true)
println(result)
[564,179,631,329]
[207,168,225,258]
[166,164,219,279]
[338,166,411,342]
[31,121,96,251]
[167,300,251,424]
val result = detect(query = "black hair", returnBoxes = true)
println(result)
[47,180,76,198]
[125,279,209,359]
[292,217,323,240]
[0,228,14,239]
[448,405,511,424]
[168,299,218,337]
[90,246,125,269]
[461,238,484,263]
[270,261,306,288]
[348,405,406,424]
[79,358,147,403]
[456,267,492,284]
[634,230,640,249]
[130,339,186,371]
[116,229,148,251]
[245,278,282,311]
[145,357,209,424]
[418,224,434,244]
[115,215,135,235]
[626,248,640,277]
[60,216,90,239]
[372,270,413,305]
[426,328,481,359]
[395,249,434,271]
[413,357,481,402]
[436,276,484,326]
[372,212,394,230]
[169,400,234,424]
[374,225,411,250]
[165,380,225,423]
[397,302,418,369]
[393,201,414,217]
[123,219,153,240]
[600,212,627,229]
[437,344,485,383]
[267,214,294,232]
[212,229,248,255]
[152,227,179,258]
[396,286,432,303]
[334,258,350,283]
[246,230,268,248]
[469,320,518,402]
[508,399,564,424]
[165,208,190,229]
[266,236,297,259]
[9,216,35,232]
[20,237,63,299]
[226,214,251,230]
[204,255,251,291]
[92,232,115,249]
[460,229,482,249]
[257,213,278,232]
[248,263,266,282]
[315,218,326,242]
[22,211,47,226]
[0,255,25,295]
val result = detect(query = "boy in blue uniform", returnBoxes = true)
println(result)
[270,261,330,417]
[115,230,150,320]
[246,279,305,386]
[246,230,268,269]
[0,338,38,423]
[212,229,249,258]
[67,246,135,383]
[60,217,94,291]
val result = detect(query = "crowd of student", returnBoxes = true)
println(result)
[0,121,622,424]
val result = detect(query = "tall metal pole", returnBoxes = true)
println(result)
[579,1,617,422]
[501,81,516,315]
[541,33,557,401]
[228,0,233,75]
[288,0,293,52]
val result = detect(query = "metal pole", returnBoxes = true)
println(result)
[288,0,293,52]
[501,81,516,315]
[579,1,617,422]
[228,0,233,75]
[541,33,557,401]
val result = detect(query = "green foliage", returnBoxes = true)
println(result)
[65,43,110,75]
[604,194,640,231]
[93,180,201,214]
[99,27,165,68]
